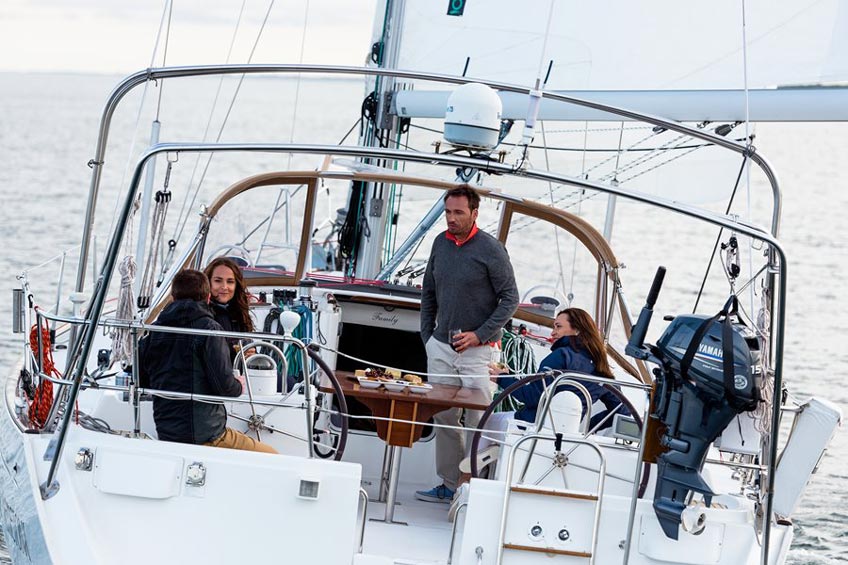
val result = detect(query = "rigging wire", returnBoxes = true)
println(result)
[692,155,749,313]
[233,117,364,256]
[257,0,311,266]
[288,0,311,169]
[567,121,592,304]
[154,1,174,121]
[495,126,720,236]
[105,0,174,251]
[171,0,248,247]
[539,122,568,302]
[741,0,757,312]
[171,0,277,247]
[410,123,743,153]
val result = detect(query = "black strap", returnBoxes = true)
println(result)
[680,295,739,387]
[721,300,737,401]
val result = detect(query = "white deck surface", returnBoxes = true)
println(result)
[359,479,461,564]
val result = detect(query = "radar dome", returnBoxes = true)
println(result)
[444,83,502,150]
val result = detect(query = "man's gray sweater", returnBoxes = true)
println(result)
[420,229,519,345]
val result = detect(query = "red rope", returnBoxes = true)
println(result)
[28,322,57,429]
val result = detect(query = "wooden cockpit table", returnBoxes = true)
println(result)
[319,370,492,523]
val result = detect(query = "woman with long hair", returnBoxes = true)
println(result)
[204,257,255,359]
[494,307,627,429]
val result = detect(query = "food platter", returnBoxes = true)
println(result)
[353,368,430,393]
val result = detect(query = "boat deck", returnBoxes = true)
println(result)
[359,479,460,564]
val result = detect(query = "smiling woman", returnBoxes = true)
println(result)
[204,256,255,359]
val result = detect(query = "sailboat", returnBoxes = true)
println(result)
[1,1,843,563]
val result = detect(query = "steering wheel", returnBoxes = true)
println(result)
[520,285,570,312]
[469,373,649,497]
[205,245,255,268]
[229,340,349,461]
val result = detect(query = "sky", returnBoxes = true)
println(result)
[0,0,379,74]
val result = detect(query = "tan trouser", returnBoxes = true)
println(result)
[426,337,493,490]
[205,427,279,454]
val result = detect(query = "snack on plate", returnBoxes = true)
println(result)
[356,376,382,389]
[401,373,423,385]
[354,369,366,377]
[364,367,395,381]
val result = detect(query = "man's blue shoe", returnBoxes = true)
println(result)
[414,484,455,503]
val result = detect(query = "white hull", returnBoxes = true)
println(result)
[0,350,801,564]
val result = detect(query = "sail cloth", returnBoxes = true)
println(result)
[394,0,848,92]
[393,89,848,122]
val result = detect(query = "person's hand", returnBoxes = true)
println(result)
[243,347,256,358]
[453,331,481,353]
[233,371,246,392]
[488,362,508,376]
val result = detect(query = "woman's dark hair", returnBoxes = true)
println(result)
[558,307,613,379]
[204,257,255,332]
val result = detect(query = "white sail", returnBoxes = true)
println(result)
[395,0,848,91]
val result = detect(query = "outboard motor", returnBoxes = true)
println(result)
[627,268,762,539]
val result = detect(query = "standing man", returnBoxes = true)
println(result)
[139,269,277,454]
[417,186,519,502]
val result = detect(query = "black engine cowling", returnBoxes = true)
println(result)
[650,299,762,539]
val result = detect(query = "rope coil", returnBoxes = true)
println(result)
[28,321,57,428]
[111,255,138,366]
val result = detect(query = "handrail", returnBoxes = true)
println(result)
[74,63,782,297]
[357,488,368,553]
[536,377,595,435]
[30,373,313,412]
[34,309,307,343]
[496,434,606,565]
[116,145,786,562]
[448,502,469,564]
[38,305,315,499]
[63,63,788,561]
[515,378,597,484]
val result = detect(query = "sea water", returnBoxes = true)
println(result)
[0,72,844,564]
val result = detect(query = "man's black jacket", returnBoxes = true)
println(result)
[139,299,242,444]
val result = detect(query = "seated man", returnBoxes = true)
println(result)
[139,269,277,454]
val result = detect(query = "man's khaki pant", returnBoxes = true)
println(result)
[205,427,278,454]
[425,337,493,490]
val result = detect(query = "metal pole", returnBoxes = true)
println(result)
[131,326,142,436]
[299,341,315,459]
[41,150,152,499]
[379,443,391,501]
[383,445,403,523]
[760,248,787,565]
[72,64,782,293]
[255,187,285,265]
[52,252,66,332]
[376,196,444,280]
[621,393,653,564]
[135,121,162,270]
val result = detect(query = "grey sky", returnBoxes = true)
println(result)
[0,1,378,74]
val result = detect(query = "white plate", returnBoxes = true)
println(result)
[382,380,408,392]
[357,377,382,389]
[407,383,433,394]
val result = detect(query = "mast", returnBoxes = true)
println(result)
[354,0,407,279]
